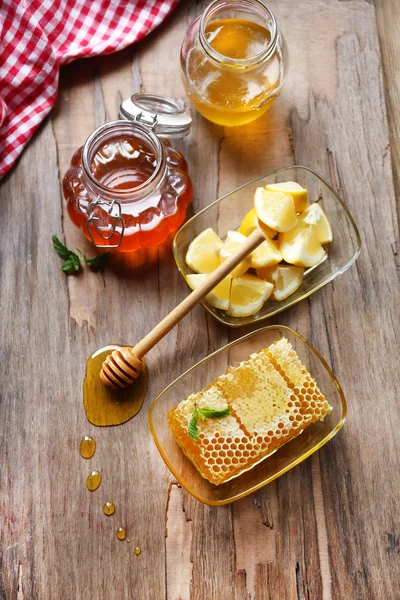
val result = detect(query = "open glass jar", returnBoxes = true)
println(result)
[180,0,288,127]
[63,94,193,252]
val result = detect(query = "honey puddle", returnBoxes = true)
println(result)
[83,345,148,426]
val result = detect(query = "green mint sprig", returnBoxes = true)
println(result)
[188,405,231,440]
[52,235,110,274]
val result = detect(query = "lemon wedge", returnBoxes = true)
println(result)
[279,225,326,267]
[228,274,273,317]
[254,188,297,232]
[250,237,282,268]
[265,182,309,213]
[186,228,223,274]
[257,265,304,301]
[220,231,251,278]
[238,208,275,239]
[186,274,232,310]
[297,203,333,244]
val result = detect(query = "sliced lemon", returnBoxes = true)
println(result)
[186,274,232,310]
[257,265,304,301]
[238,208,275,239]
[228,274,273,317]
[279,224,326,267]
[185,227,223,274]
[254,188,297,233]
[219,231,251,278]
[265,182,309,213]
[250,237,282,268]
[297,203,333,244]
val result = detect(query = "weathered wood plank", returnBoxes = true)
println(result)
[376,0,400,232]
[0,0,399,599]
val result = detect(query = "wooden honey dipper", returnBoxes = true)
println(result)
[100,228,266,389]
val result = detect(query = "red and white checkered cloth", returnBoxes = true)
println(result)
[0,0,179,178]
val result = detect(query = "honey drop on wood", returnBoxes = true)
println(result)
[134,546,141,556]
[86,470,102,491]
[116,527,126,541]
[80,435,96,459]
[103,502,115,516]
[83,345,148,426]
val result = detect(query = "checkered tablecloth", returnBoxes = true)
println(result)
[0,0,179,178]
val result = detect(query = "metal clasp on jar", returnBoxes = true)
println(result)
[134,111,158,129]
[87,198,125,248]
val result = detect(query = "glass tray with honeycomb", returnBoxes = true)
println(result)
[167,338,332,486]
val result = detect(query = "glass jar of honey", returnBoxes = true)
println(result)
[180,0,288,127]
[63,94,193,252]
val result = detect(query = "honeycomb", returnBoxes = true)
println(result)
[167,385,252,485]
[265,338,332,423]
[168,339,332,485]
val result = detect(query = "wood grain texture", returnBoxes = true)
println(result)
[0,1,399,599]
[376,0,400,233]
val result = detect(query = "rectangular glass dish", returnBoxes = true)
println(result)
[173,166,361,327]
[148,326,346,506]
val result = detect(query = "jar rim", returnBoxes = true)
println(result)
[199,0,278,68]
[81,120,165,201]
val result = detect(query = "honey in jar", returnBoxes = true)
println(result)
[181,0,288,126]
[63,94,193,252]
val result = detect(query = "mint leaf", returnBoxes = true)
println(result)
[85,252,111,270]
[62,257,81,273]
[197,407,231,420]
[188,406,231,441]
[52,235,110,275]
[52,235,75,261]
[188,410,199,440]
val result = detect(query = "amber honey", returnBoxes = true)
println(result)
[80,435,96,459]
[83,345,148,427]
[63,123,193,253]
[86,470,102,491]
[103,502,115,516]
[183,18,283,126]
[116,527,126,541]
[181,0,288,127]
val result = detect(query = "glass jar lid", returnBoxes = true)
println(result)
[119,93,192,138]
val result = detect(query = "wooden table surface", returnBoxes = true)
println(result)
[1,1,399,599]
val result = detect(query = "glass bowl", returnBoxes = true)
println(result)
[173,165,361,327]
[148,326,346,506]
